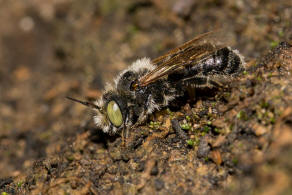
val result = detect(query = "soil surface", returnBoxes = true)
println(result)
[0,0,292,194]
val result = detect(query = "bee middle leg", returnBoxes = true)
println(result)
[131,111,148,129]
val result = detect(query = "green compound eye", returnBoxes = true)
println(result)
[106,100,123,127]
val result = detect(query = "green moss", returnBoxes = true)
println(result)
[214,128,221,133]
[140,130,147,136]
[260,101,269,108]
[66,154,75,162]
[267,72,273,78]
[232,158,238,165]
[238,143,244,148]
[1,192,9,195]
[100,0,119,15]
[186,139,194,146]
[211,102,217,107]
[166,108,174,116]
[127,24,139,35]
[203,126,210,133]
[192,114,200,120]
[257,112,263,120]
[181,123,191,130]
[270,40,279,48]
[149,121,161,129]
[224,92,231,99]
[278,30,284,37]
[237,110,248,121]
[270,117,276,124]
[39,131,52,140]
[17,181,23,188]
[257,76,262,81]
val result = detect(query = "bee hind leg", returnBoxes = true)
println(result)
[205,75,233,89]
[184,75,231,89]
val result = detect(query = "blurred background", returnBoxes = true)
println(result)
[0,0,291,178]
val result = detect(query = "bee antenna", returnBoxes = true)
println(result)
[66,96,101,110]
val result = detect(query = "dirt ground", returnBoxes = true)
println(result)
[0,0,292,194]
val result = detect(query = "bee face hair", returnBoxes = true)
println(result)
[93,57,156,135]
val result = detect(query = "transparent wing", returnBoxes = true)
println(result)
[138,31,228,86]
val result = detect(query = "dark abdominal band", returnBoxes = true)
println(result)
[187,47,242,76]
[167,47,243,90]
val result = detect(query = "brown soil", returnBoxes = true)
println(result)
[0,0,291,194]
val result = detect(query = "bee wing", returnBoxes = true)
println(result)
[138,31,228,86]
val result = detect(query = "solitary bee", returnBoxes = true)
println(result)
[67,31,245,137]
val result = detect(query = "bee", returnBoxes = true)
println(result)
[67,31,245,137]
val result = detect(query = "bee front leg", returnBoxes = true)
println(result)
[121,126,126,146]
[121,111,134,146]
[122,126,133,147]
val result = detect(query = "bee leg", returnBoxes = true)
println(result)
[122,115,132,146]
[186,86,196,100]
[184,75,231,89]
[205,75,232,89]
[205,76,223,88]
[131,112,148,129]
[121,126,127,146]
[171,119,188,140]
[183,76,209,88]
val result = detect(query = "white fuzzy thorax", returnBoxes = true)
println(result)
[114,57,155,86]
[129,57,155,72]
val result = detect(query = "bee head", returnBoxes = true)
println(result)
[92,57,154,134]
[93,91,129,135]
[66,93,128,135]
[67,58,155,135]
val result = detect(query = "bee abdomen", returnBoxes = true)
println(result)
[185,47,244,77]
[219,47,244,75]
[170,47,245,89]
